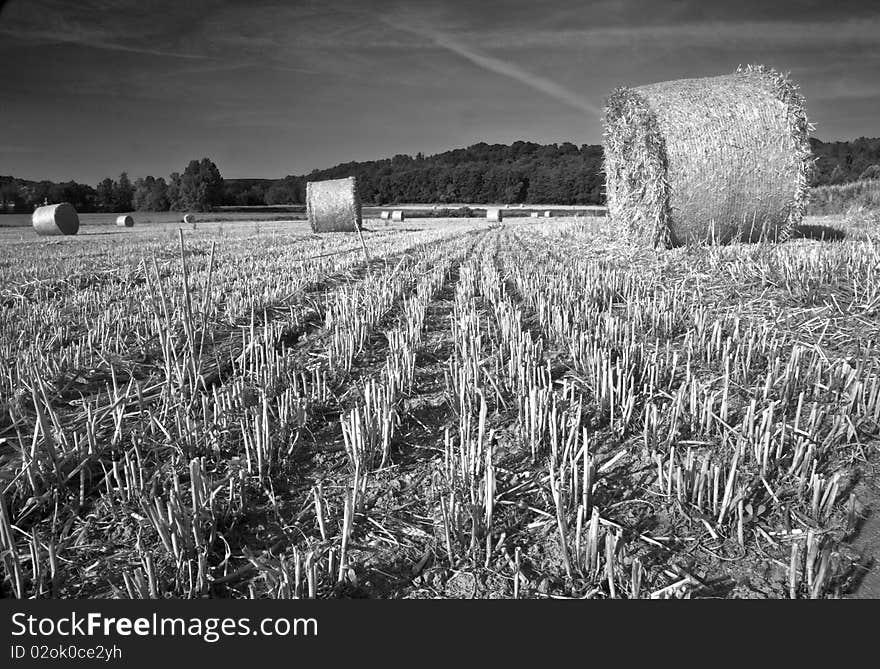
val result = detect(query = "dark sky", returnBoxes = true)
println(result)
[2,0,878,183]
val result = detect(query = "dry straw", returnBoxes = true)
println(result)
[116,215,134,228]
[32,203,79,236]
[603,65,813,247]
[306,176,362,233]
[486,208,503,222]
[391,210,405,222]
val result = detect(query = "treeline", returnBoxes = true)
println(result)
[810,137,880,185]
[0,158,224,213]
[2,138,879,213]
[219,137,880,205]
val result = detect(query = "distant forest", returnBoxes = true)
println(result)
[2,137,879,213]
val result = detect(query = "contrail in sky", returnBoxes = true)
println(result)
[381,15,602,116]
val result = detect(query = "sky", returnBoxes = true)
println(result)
[1,0,879,183]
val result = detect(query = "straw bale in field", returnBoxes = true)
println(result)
[380,210,390,220]
[530,211,540,218]
[183,214,194,224]
[32,203,79,236]
[486,208,503,222]
[391,210,405,222]
[116,214,134,227]
[306,176,361,232]
[603,65,812,247]
[543,210,553,218]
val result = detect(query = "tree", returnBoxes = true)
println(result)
[265,180,295,205]
[0,179,25,212]
[178,158,224,211]
[133,176,169,211]
[96,177,115,210]
[113,172,134,211]
[859,164,880,181]
[828,164,846,185]
[167,172,183,211]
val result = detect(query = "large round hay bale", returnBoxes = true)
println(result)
[306,176,361,232]
[530,211,540,218]
[603,65,812,247]
[183,214,194,224]
[391,210,405,222]
[116,214,134,228]
[486,208,503,222]
[380,210,390,220]
[32,203,79,236]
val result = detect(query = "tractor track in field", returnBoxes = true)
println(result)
[0,233,473,544]
[201,234,484,596]
[0,233,465,444]
[0,229,486,599]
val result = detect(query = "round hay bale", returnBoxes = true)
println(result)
[530,211,540,218]
[306,176,361,232]
[391,210,405,222]
[603,65,812,247]
[486,208,503,222]
[32,203,79,236]
[183,214,194,224]
[543,210,553,218]
[116,214,134,228]
[380,210,391,220]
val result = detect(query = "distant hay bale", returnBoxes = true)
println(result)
[116,214,134,228]
[530,211,540,218]
[486,208,503,222]
[306,176,361,232]
[603,65,812,247]
[543,211,553,218]
[183,214,194,224]
[32,203,79,236]
[380,210,390,220]
[391,210,404,222]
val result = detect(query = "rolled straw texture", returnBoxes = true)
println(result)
[32,203,79,236]
[306,176,361,232]
[602,65,813,247]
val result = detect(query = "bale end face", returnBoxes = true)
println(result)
[602,66,813,248]
[486,208,503,222]
[116,215,134,228]
[307,176,362,232]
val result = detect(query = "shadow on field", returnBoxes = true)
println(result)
[79,230,141,237]
[790,224,847,241]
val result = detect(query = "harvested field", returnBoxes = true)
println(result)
[0,214,878,599]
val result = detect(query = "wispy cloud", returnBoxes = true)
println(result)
[460,17,880,51]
